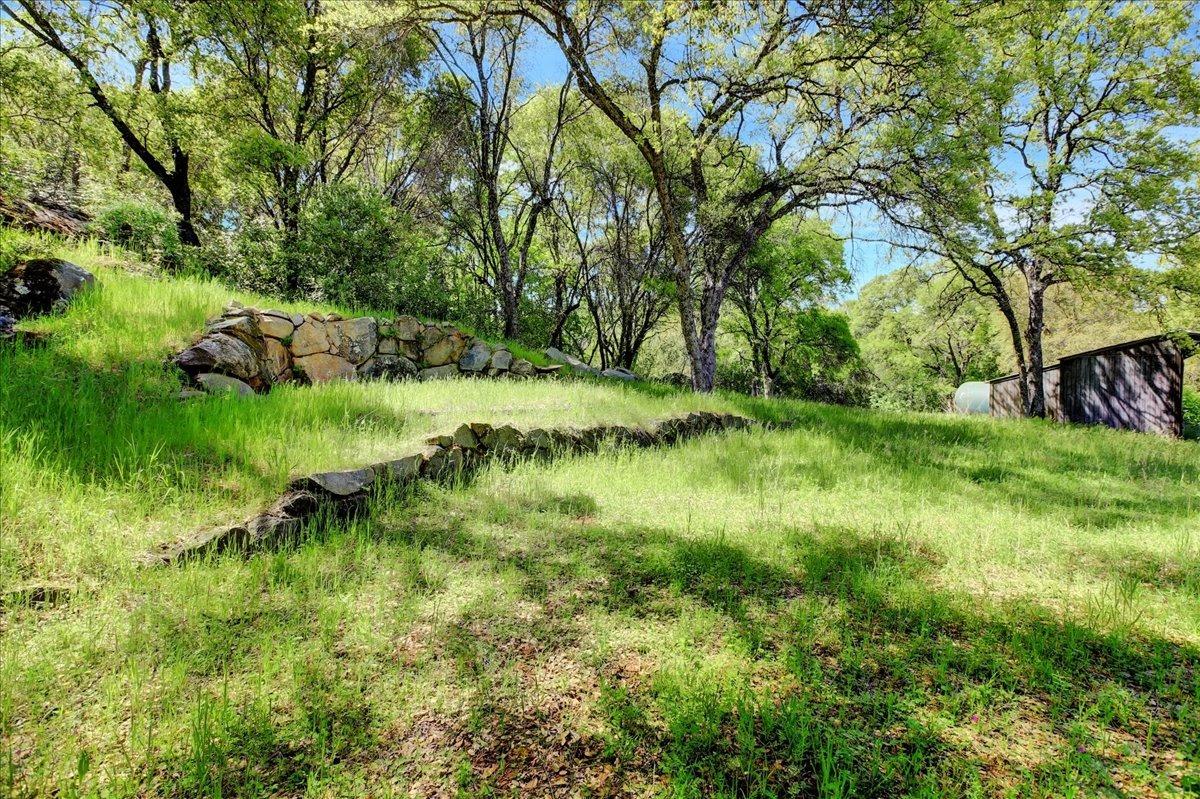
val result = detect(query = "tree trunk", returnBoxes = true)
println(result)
[694,329,718,392]
[167,153,200,248]
[752,344,773,398]
[1023,276,1047,418]
[692,283,727,393]
[548,275,566,349]
[500,277,518,339]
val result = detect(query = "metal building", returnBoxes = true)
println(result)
[986,332,1199,437]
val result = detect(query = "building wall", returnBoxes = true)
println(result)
[1059,339,1183,436]
[989,367,1061,420]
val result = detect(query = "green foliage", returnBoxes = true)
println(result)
[201,185,453,318]
[290,184,431,311]
[849,269,1002,412]
[197,0,425,233]
[885,0,1200,416]
[1184,387,1200,440]
[96,202,183,270]
[724,218,865,403]
[0,226,53,274]
[720,309,867,405]
[0,40,107,200]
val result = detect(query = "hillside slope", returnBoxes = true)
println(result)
[2,244,1198,797]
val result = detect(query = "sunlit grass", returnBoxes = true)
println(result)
[2,242,1198,797]
[0,249,732,584]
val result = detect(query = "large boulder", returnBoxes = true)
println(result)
[294,352,356,383]
[257,311,295,340]
[0,258,94,319]
[422,327,469,367]
[482,424,525,455]
[379,336,420,361]
[263,338,292,381]
[394,315,422,341]
[358,354,418,380]
[205,315,262,349]
[327,317,378,365]
[490,349,513,371]
[458,340,492,372]
[175,333,266,387]
[419,364,460,381]
[290,318,331,357]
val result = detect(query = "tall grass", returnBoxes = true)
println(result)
[1,247,734,584]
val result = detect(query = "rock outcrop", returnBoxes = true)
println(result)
[139,411,755,565]
[0,194,90,238]
[174,302,553,396]
[543,347,640,382]
[0,258,95,325]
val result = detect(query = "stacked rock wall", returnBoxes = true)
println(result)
[140,411,754,565]
[175,302,554,394]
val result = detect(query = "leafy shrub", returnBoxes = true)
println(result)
[96,202,182,270]
[193,221,287,297]
[0,225,52,273]
[717,308,870,405]
[213,184,456,319]
[297,184,458,317]
[291,184,417,310]
[1184,387,1199,440]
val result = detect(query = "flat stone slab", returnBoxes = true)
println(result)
[290,467,376,497]
[294,353,356,383]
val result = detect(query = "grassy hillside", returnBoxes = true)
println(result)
[2,243,1198,797]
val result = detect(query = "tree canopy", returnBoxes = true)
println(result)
[2,0,1197,406]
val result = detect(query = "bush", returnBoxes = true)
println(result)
[208,185,452,319]
[291,184,448,315]
[1184,387,1200,440]
[96,202,182,270]
[0,226,53,273]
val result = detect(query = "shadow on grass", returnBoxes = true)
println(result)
[381,486,1200,798]
[117,478,1200,798]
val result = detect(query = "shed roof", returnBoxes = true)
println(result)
[987,331,1200,384]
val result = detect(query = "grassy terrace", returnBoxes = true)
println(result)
[2,246,1199,797]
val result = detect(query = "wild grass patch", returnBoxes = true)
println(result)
[4,249,1200,796]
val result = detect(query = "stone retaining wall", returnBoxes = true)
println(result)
[140,411,754,565]
[175,301,560,395]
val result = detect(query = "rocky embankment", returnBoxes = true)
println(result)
[174,302,560,395]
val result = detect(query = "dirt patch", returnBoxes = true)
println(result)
[380,683,660,797]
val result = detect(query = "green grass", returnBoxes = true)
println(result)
[0,241,732,584]
[2,239,1199,797]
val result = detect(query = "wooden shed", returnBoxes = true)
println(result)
[987,332,1200,436]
